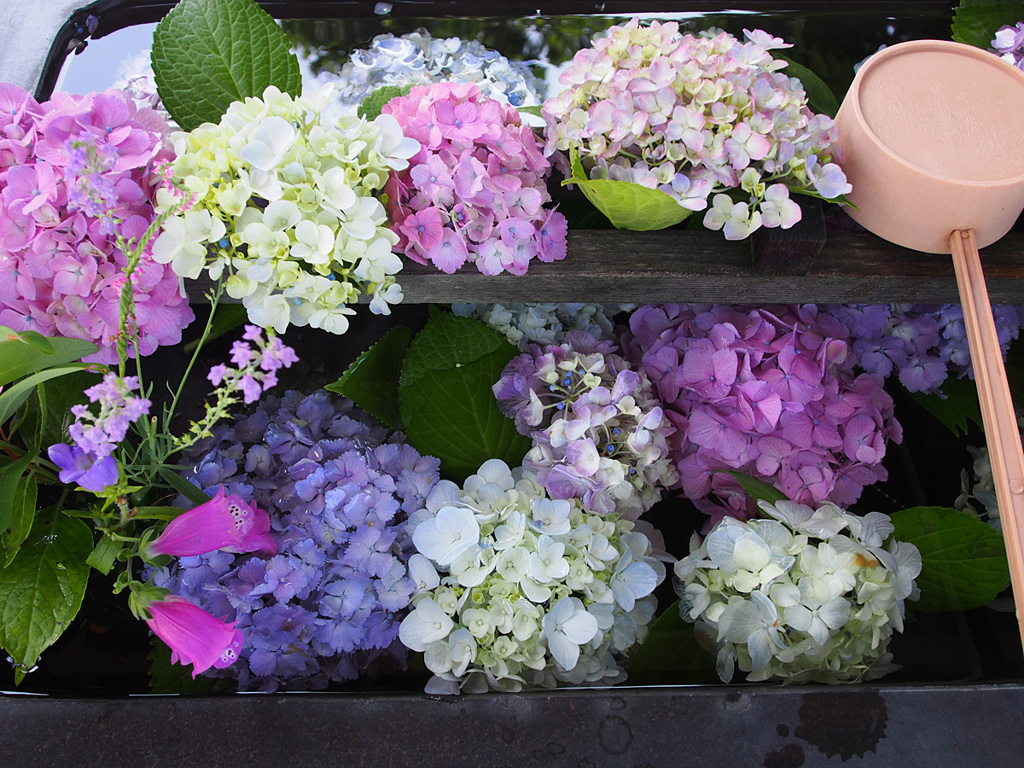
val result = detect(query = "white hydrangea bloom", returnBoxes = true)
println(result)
[400,459,666,693]
[674,499,921,684]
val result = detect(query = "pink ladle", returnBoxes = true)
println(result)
[835,39,1024,646]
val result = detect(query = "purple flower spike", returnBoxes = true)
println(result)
[146,596,243,678]
[146,487,277,558]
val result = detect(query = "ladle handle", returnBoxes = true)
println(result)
[949,229,1024,647]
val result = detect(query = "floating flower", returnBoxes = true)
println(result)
[0,83,193,362]
[543,21,850,238]
[144,595,244,678]
[153,84,418,335]
[674,499,921,683]
[493,330,678,519]
[401,458,666,693]
[623,304,901,521]
[150,390,440,691]
[384,82,567,276]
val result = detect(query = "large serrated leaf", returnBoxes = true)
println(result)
[563,147,691,231]
[952,0,1024,49]
[326,325,412,431]
[0,514,92,684]
[152,0,302,132]
[398,309,529,481]
[890,506,1009,612]
[623,600,718,684]
[0,327,96,389]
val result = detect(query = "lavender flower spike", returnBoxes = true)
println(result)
[145,487,277,559]
[145,595,243,678]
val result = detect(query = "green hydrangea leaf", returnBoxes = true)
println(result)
[152,0,302,132]
[910,376,983,436]
[0,452,35,556]
[623,600,717,683]
[326,325,413,431]
[0,326,96,389]
[357,85,411,120]
[726,471,789,506]
[2,472,37,567]
[0,514,92,684]
[563,146,691,231]
[776,54,839,118]
[398,308,530,481]
[890,506,1009,612]
[952,0,1023,50]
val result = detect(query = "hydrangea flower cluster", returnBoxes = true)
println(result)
[383,82,568,275]
[493,331,678,519]
[0,83,194,362]
[152,84,421,335]
[47,373,151,492]
[954,410,1024,532]
[622,304,902,522]
[993,22,1024,70]
[322,29,545,109]
[399,459,665,693]
[826,303,1023,395]
[542,21,850,239]
[151,390,441,690]
[674,499,921,683]
[452,302,632,350]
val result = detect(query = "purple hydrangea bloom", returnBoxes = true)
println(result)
[148,390,440,691]
[624,304,902,523]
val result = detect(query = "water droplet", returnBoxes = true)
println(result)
[6,655,39,675]
[42,534,57,543]
[55,562,66,570]
[374,2,393,15]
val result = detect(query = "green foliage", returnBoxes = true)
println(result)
[564,147,691,231]
[910,376,984,436]
[357,85,412,120]
[152,0,302,132]
[148,635,223,694]
[0,327,96,389]
[623,600,717,683]
[777,54,840,117]
[727,471,789,506]
[398,308,530,482]
[952,0,1024,49]
[326,325,413,430]
[890,506,1010,612]
[0,514,93,684]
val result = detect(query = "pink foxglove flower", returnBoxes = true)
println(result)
[145,596,243,677]
[145,487,277,558]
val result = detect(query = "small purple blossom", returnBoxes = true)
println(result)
[993,22,1024,70]
[207,325,298,405]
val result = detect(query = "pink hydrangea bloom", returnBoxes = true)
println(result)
[543,20,851,239]
[146,595,243,678]
[145,487,277,559]
[384,82,567,275]
[623,304,902,522]
[0,83,194,363]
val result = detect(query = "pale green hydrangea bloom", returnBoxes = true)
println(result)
[400,458,668,693]
[153,84,420,334]
[674,499,921,684]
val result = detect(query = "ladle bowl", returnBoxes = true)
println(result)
[835,39,1024,647]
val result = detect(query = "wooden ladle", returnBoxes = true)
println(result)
[834,40,1024,646]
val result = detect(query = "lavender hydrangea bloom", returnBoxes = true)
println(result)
[494,330,678,519]
[828,304,1024,394]
[149,390,440,691]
